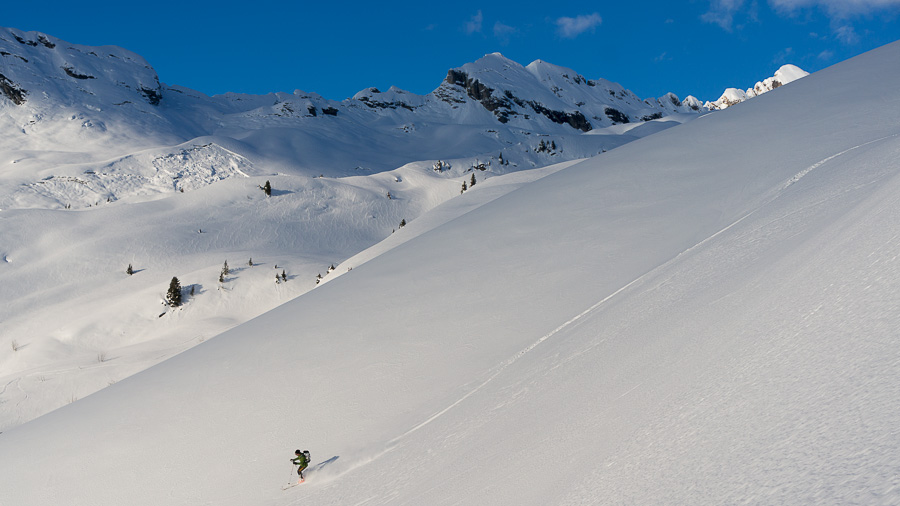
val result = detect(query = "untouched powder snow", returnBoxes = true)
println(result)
[0,41,898,506]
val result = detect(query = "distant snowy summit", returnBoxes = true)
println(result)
[381,52,706,131]
[1,24,810,196]
[2,25,804,133]
[706,65,809,110]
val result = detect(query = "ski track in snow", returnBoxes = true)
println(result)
[337,134,900,481]
[781,134,898,191]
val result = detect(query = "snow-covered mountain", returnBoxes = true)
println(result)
[0,25,811,434]
[706,64,809,109]
[0,35,897,505]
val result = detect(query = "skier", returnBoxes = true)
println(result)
[291,449,310,483]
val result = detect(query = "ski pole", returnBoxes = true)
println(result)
[288,463,296,484]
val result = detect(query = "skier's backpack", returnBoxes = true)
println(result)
[303,450,310,464]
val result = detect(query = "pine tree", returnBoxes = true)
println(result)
[281,270,287,282]
[126,263,134,276]
[166,277,183,307]
[248,257,253,267]
[399,218,407,228]
[263,180,272,197]
[470,173,476,187]
[461,181,467,193]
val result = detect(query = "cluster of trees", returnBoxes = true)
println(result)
[134,255,291,310]
[461,174,476,194]
[535,139,558,153]
[315,264,337,285]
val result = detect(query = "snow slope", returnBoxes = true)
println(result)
[1,39,897,506]
[1,25,722,430]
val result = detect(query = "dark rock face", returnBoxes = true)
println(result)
[13,34,38,47]
[527,101,592,132]
[445,69,591,131]
[37,35,55,49]
[140,86,161,106]
[445,69,517,123]
[604,107,630,124]
[641,112,663,121]
[0,72,27,105]
[357,96,415,111]
[445,69,468,87]
[1,51,28,63]
[63,66,96,80]
[322,106,338,116]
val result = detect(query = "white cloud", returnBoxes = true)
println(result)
[834,24,860,44]
[493,22,517,45]
[773,46,796,64]
[769,0,900,17]
[465,10,483,34]
[701,0,747,30]
[818,49,835,59]
[704,0,899,43]
[556,13,603,38]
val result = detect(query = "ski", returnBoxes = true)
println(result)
[282,480,305,491]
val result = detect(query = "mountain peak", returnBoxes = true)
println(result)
[707,64,809,109]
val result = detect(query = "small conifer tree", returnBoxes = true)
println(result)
[126,263,134,276]
[470,173,476,187]
[461,181,467,193]
[263,180,272,197]
[399,218,407,228]
[166,277,183,307]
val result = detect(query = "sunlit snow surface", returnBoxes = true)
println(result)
[1,32,899,506]
[0,26,700,431]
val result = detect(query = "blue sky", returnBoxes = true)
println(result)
[6,0,900,102]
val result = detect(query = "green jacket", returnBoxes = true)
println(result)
[292,453,308,467]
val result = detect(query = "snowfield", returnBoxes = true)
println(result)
[1,28,898,506]
[0,25,711,431]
